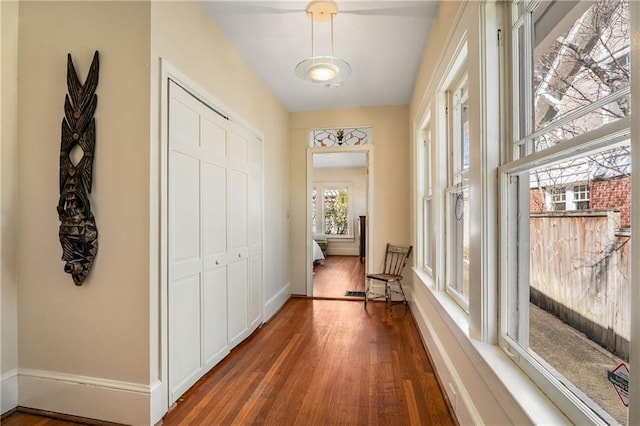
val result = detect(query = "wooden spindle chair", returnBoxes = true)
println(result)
[364,243,413,307]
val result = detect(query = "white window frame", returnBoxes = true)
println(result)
[422,113,434,274]
[500,1,633,423]
[446,69,471,311]
[544,183,590,211]
[312,182,353,239]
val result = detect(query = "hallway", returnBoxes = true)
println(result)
[313,255,365,299]
[163,298,454,425]
[2,298,455,425]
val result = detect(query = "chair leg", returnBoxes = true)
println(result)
[397,279,407,304]
[364,278,369,307]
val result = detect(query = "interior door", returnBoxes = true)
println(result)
[227,129,249,348]
[248,137,263,330]
[168,81,230,403]
[200,107,230,372]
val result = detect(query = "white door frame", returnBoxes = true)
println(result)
[306,144,374,296]
[157,59,265,418]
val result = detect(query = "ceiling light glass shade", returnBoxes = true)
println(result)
[295,56,351,83]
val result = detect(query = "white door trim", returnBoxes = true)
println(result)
[306,144,374,296]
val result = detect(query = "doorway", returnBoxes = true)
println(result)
[306,147,373,297]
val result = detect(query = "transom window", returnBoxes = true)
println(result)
[309,127,372,148]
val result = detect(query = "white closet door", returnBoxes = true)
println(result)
[227,128,249,347]
[168,85,204,401]
[201,114,229,371]
[248,137,263,330]
[167,79,263,404]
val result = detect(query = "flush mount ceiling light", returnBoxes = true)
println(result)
[295,0,351,84]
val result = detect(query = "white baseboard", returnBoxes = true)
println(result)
[1,369,18,415]
[326,248,359,256]
[18,369,151,425]
[150,380,164,425]
[409,285,480,425]
[264,281,291,322]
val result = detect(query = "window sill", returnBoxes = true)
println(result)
[412,268,570,425]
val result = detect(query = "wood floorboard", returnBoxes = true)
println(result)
[163,298,455,425]
[313,255,365,298]
[3,298,455,426]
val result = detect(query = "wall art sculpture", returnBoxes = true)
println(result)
[57,51,99,286]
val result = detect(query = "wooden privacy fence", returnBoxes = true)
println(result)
[529,210,630,360]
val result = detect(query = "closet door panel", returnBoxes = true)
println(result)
[249,253,262,330]
[249,174,262,248]
[169,274,202,400]
[169,153,200,267]
[170,96,200,153]
[248,173,263,329]
[229,169,248,252]
[227,258,248,346]
[228,130,248,171]
[248,137,263,176]
[201,115,227,164]
[203,267,228,369]
[202,163,227,261]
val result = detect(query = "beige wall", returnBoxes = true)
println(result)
[6,1,290,422]
[17,2,151,423]
[290,106,410,295]
[1,0,19,414]
[150,1,290,420]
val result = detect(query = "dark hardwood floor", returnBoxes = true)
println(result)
[313,255,365,299]
[3,298,455,426]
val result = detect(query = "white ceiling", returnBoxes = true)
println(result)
[200,1,440,112]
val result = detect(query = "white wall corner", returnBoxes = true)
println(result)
[1,369,18,415]
[18,369,151,425]
[264,281,291,322]
[410,286,482,425]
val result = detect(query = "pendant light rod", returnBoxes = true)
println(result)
[310,11,314,58]
[330,12,334,57]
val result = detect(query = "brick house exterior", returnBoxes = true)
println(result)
[590,175,631,228]
[529,175,631,228]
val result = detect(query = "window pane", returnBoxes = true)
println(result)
[461,96,470,170]
[508,142,631,424]
[323,188,349,235]
[532,93,630,150]
[533,1,630,135]
[513,20,529,148]
[423,198,432,270]
[453,79,470,175]
[447,187,469,303]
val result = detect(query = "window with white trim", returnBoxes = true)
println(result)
[502,1,630,423]
[446,69,470,309]
[312,184,352,237]
[544,184,590,211]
